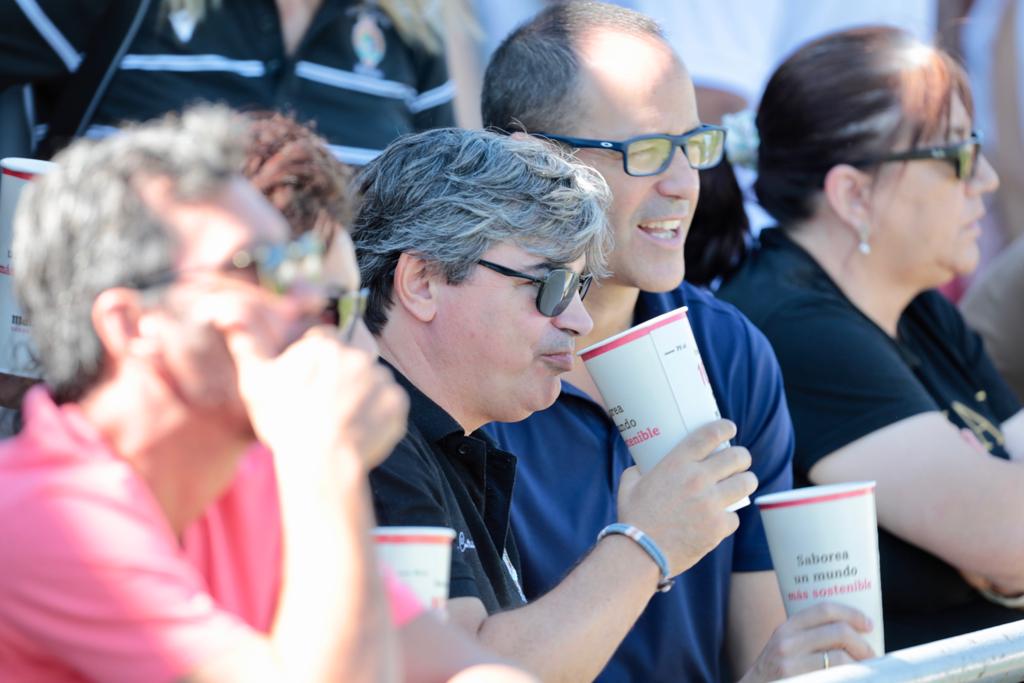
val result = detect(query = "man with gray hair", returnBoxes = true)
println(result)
[0,105,415,682]
[355,126,757,682]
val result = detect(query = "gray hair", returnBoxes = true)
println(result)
[482,1,665,134]
[352,127,612,334]
[13,105,247,402]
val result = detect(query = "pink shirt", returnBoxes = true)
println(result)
[183,443,424,630]
[0,388,421,682]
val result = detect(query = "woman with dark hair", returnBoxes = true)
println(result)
[715,27,1024,649]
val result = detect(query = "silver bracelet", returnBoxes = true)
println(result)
[597,523,674,593]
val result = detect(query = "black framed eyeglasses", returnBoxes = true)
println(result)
[848,131,983,181]
[533,124,727,177]
[476,259,592,317]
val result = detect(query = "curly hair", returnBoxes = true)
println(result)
[243,112,356,243]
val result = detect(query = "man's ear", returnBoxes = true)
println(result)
[822,164,874,238]
[391,252,440,323]
[91,288,161,363]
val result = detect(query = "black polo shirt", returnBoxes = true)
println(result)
[0,0,453,165]
[370,368,526,615]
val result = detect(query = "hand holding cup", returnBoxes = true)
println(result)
[580,306,751,511]
[616,419,758,576]
[739,602,876,682]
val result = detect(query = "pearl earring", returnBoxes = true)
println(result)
[858,225,871,255]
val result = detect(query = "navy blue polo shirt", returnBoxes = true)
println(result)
[485,282,795,683]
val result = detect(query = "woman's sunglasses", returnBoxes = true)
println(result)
[476,259,592,317]
[848,131,983,181]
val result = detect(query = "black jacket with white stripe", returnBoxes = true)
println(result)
[0,0,455,165]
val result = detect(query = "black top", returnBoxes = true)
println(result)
[719,228,1023,649]
[369,367,527,615]
[0,0,454,165]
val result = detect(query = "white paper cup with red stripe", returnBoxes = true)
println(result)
[756,482,884,655]
[1,158,56,377]
[578,306,749,511]
[373,526,456,614]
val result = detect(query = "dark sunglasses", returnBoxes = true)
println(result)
[533,123,727,177]
[476,259,592,317]
[848,131,983,181]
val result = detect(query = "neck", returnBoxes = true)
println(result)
[377,322,483,434]
[787,223,917,337]
[78,371,252,538]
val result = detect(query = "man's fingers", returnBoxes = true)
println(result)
[800,621,878,661]
[786,602,874,634]
[766,614,878,678]
[230,325,370,411]
[703,445,752,481]
[222,329,271,391]
[773,604,879,664]
[207,302,297,385]
[658,419,738,470]
[688,419,737,459]
[669,419,737,463]
[715,470,758,507]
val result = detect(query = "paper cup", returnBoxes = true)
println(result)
[756,482,884,656]
[0,158,55,378]
[373,526,456,613]
[579,306,749,511]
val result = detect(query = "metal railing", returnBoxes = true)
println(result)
[778,619,1024,683]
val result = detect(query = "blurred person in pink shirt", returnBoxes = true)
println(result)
[0,105,533,683]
